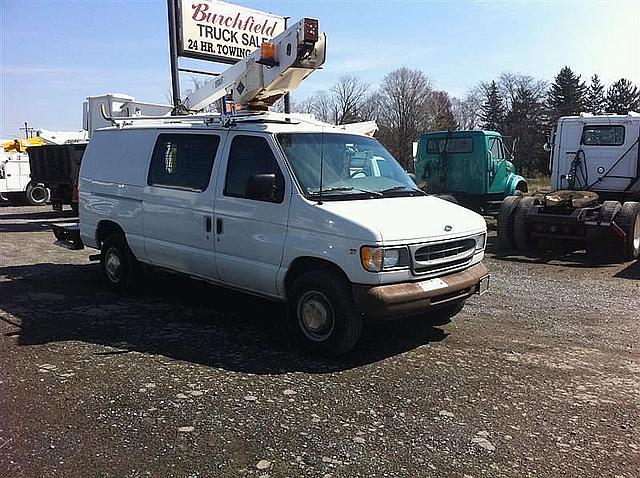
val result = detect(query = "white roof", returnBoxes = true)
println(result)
[94,112,375,137]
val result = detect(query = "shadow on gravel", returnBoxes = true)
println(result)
[0,263,448,374]
[0,219,77,233]
[0,208,76,221]
[614,260,640,280]
[0,207,78,233]
[486,235,617,269]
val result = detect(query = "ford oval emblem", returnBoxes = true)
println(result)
[444,225,453,232]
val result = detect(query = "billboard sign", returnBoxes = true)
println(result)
[177,0,286,64]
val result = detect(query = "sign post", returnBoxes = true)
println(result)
[167,0,287,111]
[167,0,181,108]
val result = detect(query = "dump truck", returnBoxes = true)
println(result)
[0,138,51,205]
[497,113,640,261]
[414,130,527,212]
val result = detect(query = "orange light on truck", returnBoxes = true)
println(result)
[259,42,278,66]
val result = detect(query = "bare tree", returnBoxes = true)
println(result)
[429,91,458,130]
[497,72,547,108]
[375,67,433,170]
[451,96,479,130]
[331,75,370,124]
[270,96,297,113]
[359,91,385,122]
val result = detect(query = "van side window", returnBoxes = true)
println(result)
[224,135,284,203]
[148,134,220,192]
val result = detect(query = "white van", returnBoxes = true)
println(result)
[78,114,489,355]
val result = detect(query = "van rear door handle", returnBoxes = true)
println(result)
[216,218,223,234]
[205,216,212,233]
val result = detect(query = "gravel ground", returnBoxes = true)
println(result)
[1,205,639,478]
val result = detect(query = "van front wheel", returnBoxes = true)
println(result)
[287,270,362,356]
[100,234,140,291]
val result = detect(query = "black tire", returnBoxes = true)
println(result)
[287,270,362,356]
[100,233,141,291]
[497,195,522,252]
[514,181,528,194]
[586,201,624,263]
[616,201,640,261]
[513,196,539,251]
[25,182,50,206]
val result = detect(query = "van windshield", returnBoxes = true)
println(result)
[276,133,421,200]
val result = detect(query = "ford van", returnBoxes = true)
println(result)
[79,113,489,355]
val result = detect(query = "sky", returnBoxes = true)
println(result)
[1,0,639,138]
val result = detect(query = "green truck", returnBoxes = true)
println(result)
[414,130,527,211]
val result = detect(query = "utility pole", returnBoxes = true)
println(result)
[20,122,34,139]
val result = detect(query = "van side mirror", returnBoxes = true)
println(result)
[246,173,282,202]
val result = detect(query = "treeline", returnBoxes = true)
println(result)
[289,67,640,175]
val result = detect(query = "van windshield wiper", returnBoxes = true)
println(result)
[309,186,383,198]
[379,186,427,196]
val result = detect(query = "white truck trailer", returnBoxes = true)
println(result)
[498,113,640,261]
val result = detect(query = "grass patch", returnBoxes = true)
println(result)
[526,176,551,194]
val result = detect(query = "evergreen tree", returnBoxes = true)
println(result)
[547,66,587,122]
[480,81,506,132]
[586,74,607,114]
[504,85,547,175]
[606,78,640,114]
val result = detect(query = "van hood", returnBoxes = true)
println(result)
[319,196,486,243]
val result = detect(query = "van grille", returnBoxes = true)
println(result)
[411,238,476,274]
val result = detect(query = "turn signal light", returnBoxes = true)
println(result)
[259,42,278,66]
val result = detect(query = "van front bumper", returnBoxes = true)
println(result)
[352,262,489,320]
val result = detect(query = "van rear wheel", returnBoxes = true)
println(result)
[287,270,362,356]
[100,234,141,291]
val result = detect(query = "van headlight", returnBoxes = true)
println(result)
[360,246,410,272]
[474,233,487,251]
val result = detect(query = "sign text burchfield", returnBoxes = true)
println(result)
[178,0,285,64]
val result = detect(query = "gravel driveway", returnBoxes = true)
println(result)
[1,205,638,477]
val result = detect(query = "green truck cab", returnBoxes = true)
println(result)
[415,130,527,211]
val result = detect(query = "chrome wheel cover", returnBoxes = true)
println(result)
[105,247,123,283]
[297,291,335,342]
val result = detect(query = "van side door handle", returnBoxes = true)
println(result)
[205,216,212,233]
[216,218,223,234]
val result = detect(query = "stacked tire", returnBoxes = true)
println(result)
[617,202,640,261]
[497,195,540,252]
